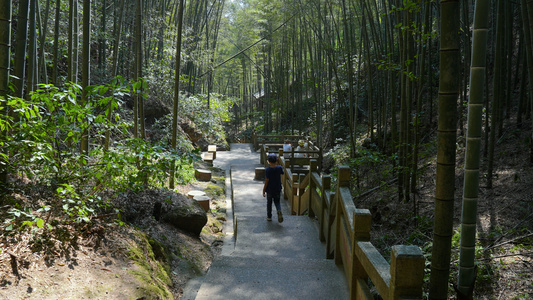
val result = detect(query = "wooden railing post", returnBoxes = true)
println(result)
[291,173,299,215]
[252,132,256,149]
[282,159,290,200]
[318,147,323,172]
[338,166,351,188]
[389,245,425,299]
[334,189,343,265]
[326,186,335,259]
[334,166,351,266]
[308,159,318,219]
[320,174,331,252]
[352,209,372,286]
[353,209,371,241]
[260,144,265,165]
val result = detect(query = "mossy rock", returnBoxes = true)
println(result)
[127,232,173,299]
[148,237,169,263]
[162,193,207,236]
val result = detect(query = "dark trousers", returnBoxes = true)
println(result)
[266,192,281,218]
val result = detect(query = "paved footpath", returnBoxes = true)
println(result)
[182,143,348,300]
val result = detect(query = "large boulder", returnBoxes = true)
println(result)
[144,98,171,124]
[179,118,210,150]
[162,192,207,236]
[116,189,208,236]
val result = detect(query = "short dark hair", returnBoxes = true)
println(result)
[267,153,277,163]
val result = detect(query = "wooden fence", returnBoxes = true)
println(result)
[258,135,322,169]
[252,134,302,151]
[276,154,425,299]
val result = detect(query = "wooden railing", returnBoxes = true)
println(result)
[278,156,425,299]
[252,134,302,151]
[262,142,322,170]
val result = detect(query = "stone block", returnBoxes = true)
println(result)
[203,152,214,164]
[255,167,265,180]
[187,190,207,198]
[208,145,217,159]
[194,195,210,212]
[195,169,212,181]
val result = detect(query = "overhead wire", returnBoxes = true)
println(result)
[198,8,299,78]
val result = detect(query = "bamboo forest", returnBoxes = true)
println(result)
[0,0,532,299]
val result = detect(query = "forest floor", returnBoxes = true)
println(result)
[0,163,227,300]
[357,125,533,299]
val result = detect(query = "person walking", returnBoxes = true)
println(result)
[262,153,284,223]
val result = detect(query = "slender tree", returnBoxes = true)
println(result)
[457,0,490,297]
[68,0,74,81]
[133,0,142,139]
[52,0,60,85]
[525,0,533,162]
[0,0,12,189]
[487,0,505,188]
[105,0,125,151]
[38,0,51,84]
[99,0,107,73]
[0,0,10,97]
[138,0,145,140]
[170,0,185,189]
[68,0,80,83]
[26,0,37,96]
[429,0,460,299]
[80,0,91,154]
[341,0,356,156]
[13,0,29,98]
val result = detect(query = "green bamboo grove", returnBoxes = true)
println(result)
[0,0,532,298]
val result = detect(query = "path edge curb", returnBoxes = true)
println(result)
[181,168,235,299]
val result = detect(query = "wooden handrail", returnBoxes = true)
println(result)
[253,134,302,150]
[258,144,424,299]
[277,160,424,299]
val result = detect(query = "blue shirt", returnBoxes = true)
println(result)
[265,165,284,194]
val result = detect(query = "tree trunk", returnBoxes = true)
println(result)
[429,0,460,299]
[26,0,37,96]
[13,0,29,98]
[73,0,79,83]
[68,0,74,82]
[341,0,356,157]
[170,0,185,189]
[457,0,490,297]
[487,0,505,188]
[38,0,51,84]
[68,0,79,83]
[0,0,12,190]
[111,0,124,78]
[99,0,107,74]
[105,0,125,151]
[80,0,91,155]
[525,0,533,163]
[52,0,60,85]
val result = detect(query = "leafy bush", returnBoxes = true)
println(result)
[181,93,234,144]
[0,79,196,238]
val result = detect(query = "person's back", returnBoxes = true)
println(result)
[262,153,284,222]
[283,140,292,158]
[265,164,283,194]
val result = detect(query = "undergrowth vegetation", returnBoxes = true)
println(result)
[0,78,231,259]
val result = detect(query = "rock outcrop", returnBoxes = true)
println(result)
[161,192,208,236]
